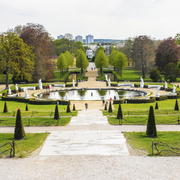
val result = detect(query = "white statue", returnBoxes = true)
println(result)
[173,85,176,93]
[25,89,29,99]
[73,79,75,87]
[15,84,18,91]
[105,75,108,81]
[65,93,68,101]
[8,87,11,95]
[165,81,167,89]
[39,79,42,89]
[155,87,160,97]
[115,92,119,100]
[140,77,144,88]
[108,78,111,87]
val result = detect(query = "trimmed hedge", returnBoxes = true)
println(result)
[113,99,125,104]
[156,96,168,101]
[28,98,70,105]
[2,96,28,102]
[125,97,156,103]
[167,95,180,99]
[134,84,140,88]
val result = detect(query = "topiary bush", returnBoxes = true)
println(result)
[104,103,107,110]
[54,105,59,120]
[66,102,71,113]
[108,101,112,113]
[25,104,29,111]
[174,99,179,111]
[146,106,157,138]
[73,104,76,111]
[3,101,8,113]
[155,102,158,109]
[14,109,25,140]
[117,104,123,119]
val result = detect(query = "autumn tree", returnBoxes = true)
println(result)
[19,23,54,82]
[114,52,127,77]
[131,36,155,78]
[57,53,68,77]
[95,50,108,76]
[155,38,180,71]
[0,31,35,89]
[76,49,89,75]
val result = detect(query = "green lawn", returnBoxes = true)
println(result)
[0,133,48,158]
[124,132,180,156]
[108,115,180,125]
[0,117,71,126]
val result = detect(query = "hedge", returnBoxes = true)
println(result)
[113,99,125,104]
[125,97,156,103]
[28,98,70,105]
[156,96,168,101]
[2,96,29,102]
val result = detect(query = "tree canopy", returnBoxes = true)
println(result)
[76,49,89,75]
[0,31,35,89]
[57,53,68,78]
[131,36,155,78]
[95,49,108,75]
[155,37,180,71]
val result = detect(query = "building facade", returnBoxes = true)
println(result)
[85,34,94,44]
[57,35,64,39]
[75,35,83,43]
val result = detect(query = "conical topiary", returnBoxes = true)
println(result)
[14,109,25,140]
[73,104,76,111]
[117,104,123,119]
[66,102,71,113]
[104,103,107,110]
[155,102,158,109]
[146,106,157,138]
[108,101,112,113]
[54,105,59,120]
[3,101,8,113]
[174,99,179,111]
[25,104,29,111]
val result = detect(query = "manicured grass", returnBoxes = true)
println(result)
[108,115,180,125]
[0,117,71,126]
[0,133,48,158]
[124,131,180,156]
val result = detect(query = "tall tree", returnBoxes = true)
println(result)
[95,50,108,76]
[131,36,155,78]
[57,53,68,78]
[76,49,89,75]
[114,52,127,77]
[108,49,118,70]
[155,37,180,71]
[0,31,35,89]
[20,23,54,82]
[64,51,74,67]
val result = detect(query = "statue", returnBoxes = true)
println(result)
[173,85,176,93]
[15,84,18,91]
[116,92,119,100]
[155,87,160,97]
[140,77,144,88]
[25,89,29,99]
[105,75,108,81]
[165,81,167,89]
[108,78,111,87]
[8,87,11,95]
[39,79,42,89]
[73,79,75,87]
[65,93,68,101]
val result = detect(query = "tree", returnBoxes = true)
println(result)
[64,33,73,40]
[76,49,89,75]
[117,104,123,119]
[155,102,158,109]
[164,63,179,82]
[108,101,112,113]
[3,101,8,113]
[57,53,68,77]
[131,36,155,78]
[114,52,127,77]
[64,51,74,67]
[108,49,118,70]
[14,109,25,140]
[155,37,180,71]
[54,105,59,120]
[95,50,108,76]
[146,106,157,138]
[174,99,179,111]
[150,69,161,82]
[20,23,54,82]
[0,31,35,89]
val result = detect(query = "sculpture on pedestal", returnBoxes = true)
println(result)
[39,79,42,89]
[140,77,144,88]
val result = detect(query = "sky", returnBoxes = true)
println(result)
[1,0,180,40]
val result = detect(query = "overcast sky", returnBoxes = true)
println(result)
[1,0,180,40]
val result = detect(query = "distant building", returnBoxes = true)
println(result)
[75,35,83,43]
[57,35,64,39]
[86,48,94,59]
[85,35,94,44]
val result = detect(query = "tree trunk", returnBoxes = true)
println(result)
[100,68,102,76]
[6,72,9,89]
[81,68,83,76]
